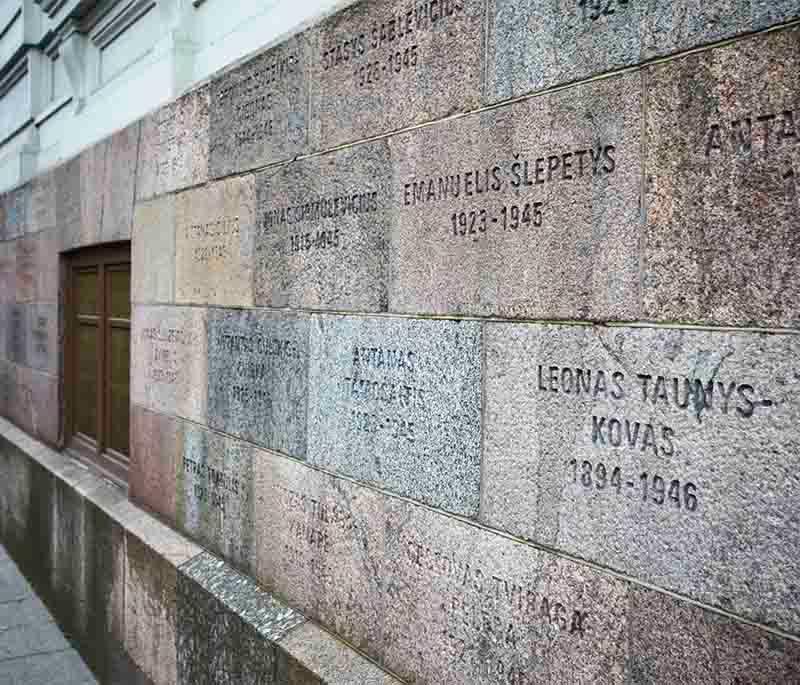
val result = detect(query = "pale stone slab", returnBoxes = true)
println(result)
[80,140,107,246]
[207,308,309,457]
[253,450,800,685]
[310,0,484,148]
[209,36,310,179]
[131,305,207,424]
[488,0,800,102]
[137,85,210,201]
[56,157,82,252]
[130,405,183,527]
[0,242,14,303]
[644,28,800,328]
[132,195,175,304]
[484,322,800,634]
[254,141,391,312]
[27,303,58,375]
[175,177,255,307]
[389,71,642,320]
[308,314,482,515]
[177,425,255,573]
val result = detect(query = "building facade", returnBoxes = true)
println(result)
[0,0,799,683]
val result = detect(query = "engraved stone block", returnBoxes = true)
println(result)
[131,305,207,424]
[137,85,210,201]
[484,322,800,633]
[209,36,310,179]
[253,450,800,684]
[175,177,255,307]
[177,428,255,573]
[644,28,800,328]
[0,242,15,303]
[389,71,642,320]
[311,0,484,148]
[254,142,391,312]
[27,303,58,375]
[207,308,309,457]
[132,195,175,304]
[0,185,30,239]
[487,0,800,102]
[130,405,183,527]
[15,238,36,303]
[6,304,27,366]
[308,314,482,515]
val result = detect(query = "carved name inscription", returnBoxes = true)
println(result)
[28,305,55,374]
[389,72,640,319]
[307,316,481,515]
[207,309,309,457]
[210,37,308,177]
[175,178,254,306]
[484,323,800,633]
[131,306,207,423]
[314,0,483,146]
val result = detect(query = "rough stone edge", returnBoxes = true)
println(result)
[0,416,404,685]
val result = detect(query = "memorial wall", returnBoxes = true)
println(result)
[1,0,800,683]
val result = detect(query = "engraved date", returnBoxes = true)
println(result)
[450,202,544,240]
[578,0,629,21]
[568,459,699,511]
[356,45,418,87]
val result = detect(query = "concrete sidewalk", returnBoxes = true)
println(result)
[0,543,97,685]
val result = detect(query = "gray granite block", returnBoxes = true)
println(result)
[487,0,800,102]
[56,157,82,252]
[30,171,57,235]
[131,305,207,424]
[27,303,58,375]
[209,35,310,179]
[310,0,484,149]
[484,322,800,634]
[0,360,13,419]
[253,449,800,685]
[175,177,256,307]
[389,70,642,320]
[177,426,255,573]
[308,314,482,515]
[644,27,800,328]
[207,308,310,458]
[137,85,210,201]
[132,195,176,305]
[0,241,15,303]
[254,141,392,312]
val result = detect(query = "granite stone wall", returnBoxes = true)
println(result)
[1,0,800,682]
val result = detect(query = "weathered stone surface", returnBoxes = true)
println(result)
[0,361,13,418]
[483,322,800,633]
[0,185,30,239]
[124,534,178,685]
[207,308,309,457]
[175,176,255,306]
[30,171,56,235]
[56,157,82,251]
[308,314,482,514]
[0,242,14,303]
[101,122,141,242]
[15,367,59,446]
[16,232,59,304]
[132,195,175,304]
[130,406,183,527]
[177,426,255,573]
[137,85,210,201]
[27,303,58,375]
[209,36,310,179]
[6,304,27,366]
[80,139,107,246]
[311,0,484,148]
[254,450,800,685]
[131,305,207,423]
[487,0,800,102]
[254,141,391,312]
[644,28,800,328]
[389,71,642,320]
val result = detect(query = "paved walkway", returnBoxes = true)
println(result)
[0,544,97,685]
